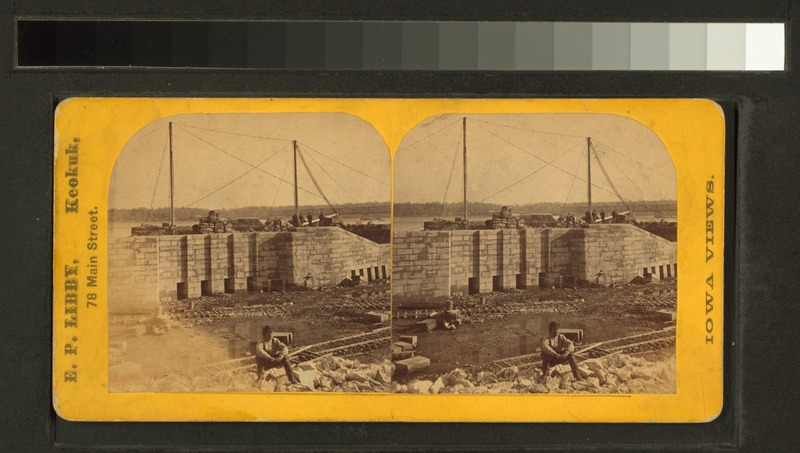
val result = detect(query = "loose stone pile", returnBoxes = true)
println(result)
[142,356,395,393]
[392,353,675,394]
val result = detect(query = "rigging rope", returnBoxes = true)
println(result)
[591,142,630,211]
[476,137,585,203]
[172,122,293,143]
[297,140,389,186]
[596,143,658,207]
[147,135,169,219]
[471,118,589,140]
[395,117,463,152]
[470,122,624,199]
[560,145,585,212]
[293,141,392,219]
[296,147,338,215]
[270,149,293,213]
[176,125,326,201]
[440,132,463,217]
[592,139,675,180]
[592,144,668,211]
[298,144,360,205]
[297,144,386,220]
[186,142,291,208]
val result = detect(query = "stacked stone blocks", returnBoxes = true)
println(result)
[391,231,451,304]
[290,228,390,287]
[109,228,389,313]
[107,237,159,313]
[449,231,479,295]
[392,224,677,301]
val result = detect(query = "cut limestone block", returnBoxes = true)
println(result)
[429,376,445,394]
[393,341,414,352]
[296,363,317,388]
[365,311,390,323]
[394,356,431,375]
[272,332,293,346]
[392,350,414,361]
[399,335,418,347]
[654,310,676,322]
[416,319,438,332]
[407,380,433,394]
[560,328,584,342]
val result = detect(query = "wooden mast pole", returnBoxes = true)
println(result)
[293,140,299,215]
[587,137,592,222]
[169,121,175,227]
[463,117,468,221]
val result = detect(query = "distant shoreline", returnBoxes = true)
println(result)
[393,200,677,218]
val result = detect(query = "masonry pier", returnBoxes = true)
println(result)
[109,227,390,314]
[392,224,676,304]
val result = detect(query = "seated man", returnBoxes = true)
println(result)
[541,321,583,381]
[256,325,299,384]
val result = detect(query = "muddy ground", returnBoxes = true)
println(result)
[107,280,676,392]
[108,282,391,392]
[393,281,676,381]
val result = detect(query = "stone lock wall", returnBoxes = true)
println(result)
[109,227,389,314]
[107,237,160,313]
[289,228,390,288]
[582,224,678,284]
[448,231,478,295]
[447,230,527,295]
[391,231,451,304]
[393,224,677,303]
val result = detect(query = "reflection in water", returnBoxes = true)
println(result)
[404,312,633,377]
[493,334,535,360]
[484,318,540,362]
[227,322,256,358]
[451,331,538,367]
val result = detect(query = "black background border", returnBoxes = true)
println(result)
[3,1,798,451]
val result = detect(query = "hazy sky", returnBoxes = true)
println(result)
[394,113,676,206]
[109,113,390,210]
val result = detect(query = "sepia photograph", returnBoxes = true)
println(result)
[106,112,393,393]
[391,113,678,394]
[53,98,722,422]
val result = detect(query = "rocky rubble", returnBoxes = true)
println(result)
[445,284,676,323]
[392,353,675,394]
[139,356,395,393]
[163,285,390,328]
